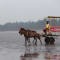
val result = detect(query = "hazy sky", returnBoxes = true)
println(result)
[0,0,60,24]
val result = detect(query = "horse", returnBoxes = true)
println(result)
[19,28,42,45]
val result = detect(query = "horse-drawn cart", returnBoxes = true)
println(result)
[19,16,60,45]
[43,16,60,45]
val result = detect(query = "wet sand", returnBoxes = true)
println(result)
[0,31,60,60]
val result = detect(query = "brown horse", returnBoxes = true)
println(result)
[19,28,42,45]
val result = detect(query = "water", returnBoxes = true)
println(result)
[0,31,60,60]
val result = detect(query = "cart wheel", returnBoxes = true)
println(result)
[45,37,50,45]
[50,37,55,45]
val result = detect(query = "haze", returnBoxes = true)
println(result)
[0,0,60,24]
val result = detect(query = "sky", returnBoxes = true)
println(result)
[0,0,60,24]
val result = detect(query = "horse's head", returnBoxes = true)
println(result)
[19,28,26,35]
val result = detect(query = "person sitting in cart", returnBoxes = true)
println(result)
[43,21,51,35]
[46,21,51,31]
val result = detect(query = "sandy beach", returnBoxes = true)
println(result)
[0,31,60,60]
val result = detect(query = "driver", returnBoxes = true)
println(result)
[43,21,51,35]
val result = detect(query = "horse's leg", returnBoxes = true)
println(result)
[35,38,37,45]
[39,39,42,45]
[28,38,30,45]
[28,38,30,43]
[33,37,36,45]
[33,38,35,43]
[25,37,27,46]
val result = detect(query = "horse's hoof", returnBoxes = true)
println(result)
[35,44,37,46]
[35,42,37,46]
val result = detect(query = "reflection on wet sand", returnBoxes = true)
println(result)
[44,45,60,60]
[20,45,40,60]
[20,45,60,60]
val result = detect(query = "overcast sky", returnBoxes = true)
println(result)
[0,0,60,24]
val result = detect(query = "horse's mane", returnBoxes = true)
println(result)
[20,28,36,33]
[20,28,26,31]
[27,29,36,32]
